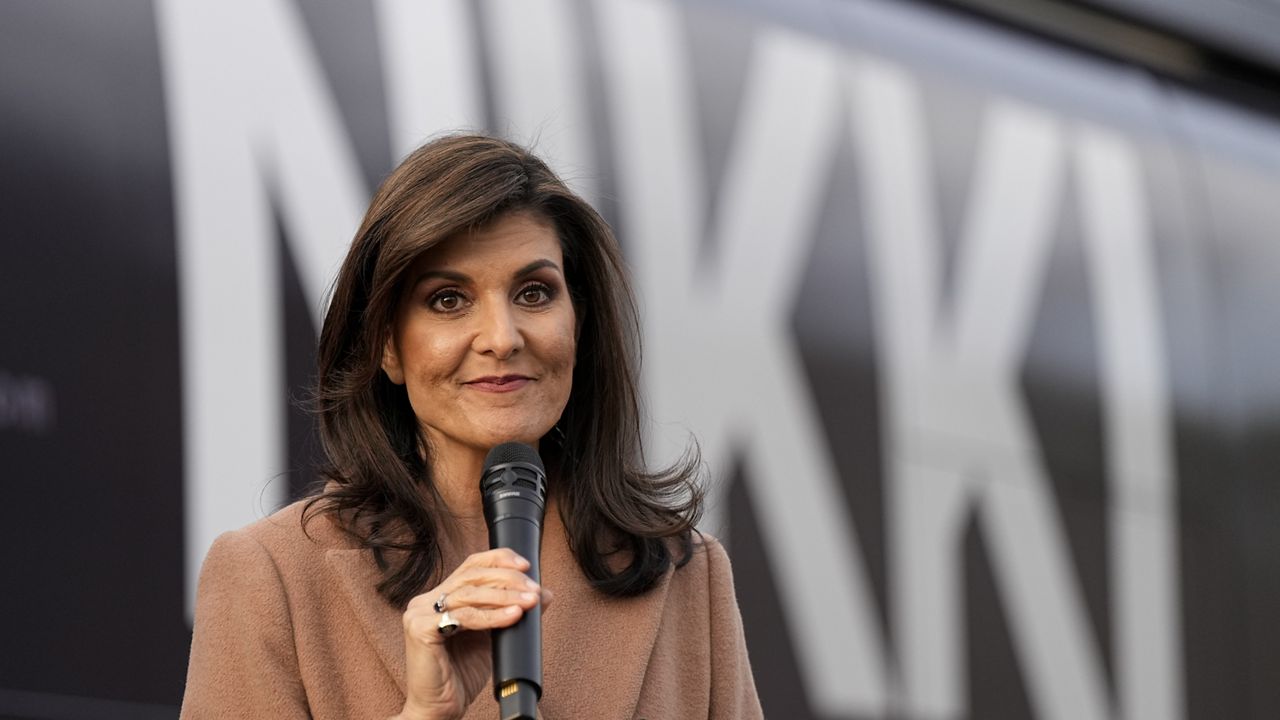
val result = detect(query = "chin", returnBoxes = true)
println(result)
[475,422,553,450]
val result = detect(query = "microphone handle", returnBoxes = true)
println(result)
[490,514,542,720]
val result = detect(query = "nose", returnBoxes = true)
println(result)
[472,299,524,359]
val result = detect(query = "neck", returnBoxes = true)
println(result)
[424,442,486,548]
[424,434,549,555]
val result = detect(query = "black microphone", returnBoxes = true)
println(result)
[480,443,547,720]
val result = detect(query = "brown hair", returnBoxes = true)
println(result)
[304,134,703,606]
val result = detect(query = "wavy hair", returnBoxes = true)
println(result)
[303,134,703,607]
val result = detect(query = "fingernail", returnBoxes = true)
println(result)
[505,605,520,616]
[520,592,536,602]
[525,579,539,591]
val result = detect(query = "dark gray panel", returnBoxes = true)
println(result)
[728,464,822,720]
[291,0,391,189]
[0,0,187,708]
[1175,101,1280,718]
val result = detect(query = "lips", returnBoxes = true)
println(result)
[465,375,533,393]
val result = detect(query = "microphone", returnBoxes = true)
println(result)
[480,442,547,720]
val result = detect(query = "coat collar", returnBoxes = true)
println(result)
[324,504,672,717]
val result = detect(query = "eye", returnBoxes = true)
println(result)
[515,282,554,307]
[428,289,468,313]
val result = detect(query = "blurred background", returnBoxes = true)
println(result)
[2,0,1278,717]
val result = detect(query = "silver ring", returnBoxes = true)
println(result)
[437,610,460,636]
[433,593,448,614]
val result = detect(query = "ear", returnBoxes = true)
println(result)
[381,335,406,385]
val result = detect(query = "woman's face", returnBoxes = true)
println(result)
[382,211,577,459]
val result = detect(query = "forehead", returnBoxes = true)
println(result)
[408,211,563,273]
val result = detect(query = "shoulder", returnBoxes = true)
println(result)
[684,531,733,574]
[666,531,738,602]
[199,497,356,588]
[631,532,761,716]
[243,495,354,547]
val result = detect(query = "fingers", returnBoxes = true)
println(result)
[460,547,531,572]
[403,549,551,645]
[408,548,536,608]
[403,600,526,642]
[443,582,541,612]
[407,567,538,612]
[438,603,526,631]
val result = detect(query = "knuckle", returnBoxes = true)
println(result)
[402,609,421,629]
[405,615,429,637]
[494,568,527,584]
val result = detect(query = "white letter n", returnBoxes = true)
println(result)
[155,0,366,615]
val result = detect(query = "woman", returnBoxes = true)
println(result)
[181,134,762,719]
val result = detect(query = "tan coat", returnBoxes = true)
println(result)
[180,499,762,719]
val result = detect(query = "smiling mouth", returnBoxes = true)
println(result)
[465,375,533,393]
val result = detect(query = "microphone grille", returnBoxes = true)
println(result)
[483,442,545,474]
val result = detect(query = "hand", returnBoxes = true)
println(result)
[395,548,549,720]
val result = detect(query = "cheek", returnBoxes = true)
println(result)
[548,318,578,376]
[398,327,466,387]
[528,316,578,407]
[422,336,461,377]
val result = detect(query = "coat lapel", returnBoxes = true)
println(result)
[325,547,408,694]
[507,511,672,718]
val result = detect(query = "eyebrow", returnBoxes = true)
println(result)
[411,258,563,288]
[513,259,562,277]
